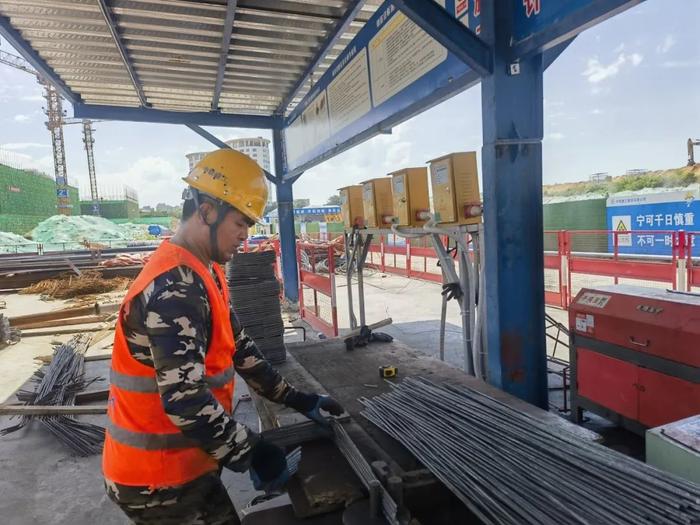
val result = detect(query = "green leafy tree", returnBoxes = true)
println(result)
[325,194,342,206]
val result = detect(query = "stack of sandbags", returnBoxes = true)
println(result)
[227,251,285,363]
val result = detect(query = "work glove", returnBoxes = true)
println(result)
[249,440,289,493]
[441,282,463,301]
[285,390,344,427]
[345,325,394,350]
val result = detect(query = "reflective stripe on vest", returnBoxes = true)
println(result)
[110,366,235,393]
[107,420,195,450]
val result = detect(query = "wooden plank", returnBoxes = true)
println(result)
[10,303,118,327]
[75,389,110,404]
[0,404,107,415]
[338,318,392,340]
[17,315,107,330]
[84,354,112,362]
[21,327,105,338]
[35,352,111,364]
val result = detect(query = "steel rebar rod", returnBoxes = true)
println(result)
[360,378,700,525]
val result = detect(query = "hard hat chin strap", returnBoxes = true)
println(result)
[189,188,229,263]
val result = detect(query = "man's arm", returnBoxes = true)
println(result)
[144,268,257,467]
[230,311,295,403]
[231,311,344,423]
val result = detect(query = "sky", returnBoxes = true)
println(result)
[0,1,699,208]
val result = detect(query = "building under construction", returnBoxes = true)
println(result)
[79,186,139,220]
[0,162,79,234]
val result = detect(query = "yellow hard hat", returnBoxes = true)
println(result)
[183,149,268,223]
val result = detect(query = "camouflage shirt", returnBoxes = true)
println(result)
[120,264,295,468]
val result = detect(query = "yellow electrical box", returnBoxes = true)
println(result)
[361,178,393,228]
[338,185,364,228]
[428,152,481,225]
[390,167,430,226]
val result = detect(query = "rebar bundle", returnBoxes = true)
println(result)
[1,335,105,456]
[361,377,700,525]
[332,421,400,525]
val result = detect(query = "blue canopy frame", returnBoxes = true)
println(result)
[0,0,644,407]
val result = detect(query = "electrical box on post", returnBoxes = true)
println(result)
[361,178,393,228]
[428,152,482,225]
[338,185,364,228]
[390,167,430,226]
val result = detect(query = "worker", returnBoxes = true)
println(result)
[102,149,343,524]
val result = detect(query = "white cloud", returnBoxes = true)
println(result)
[20,94,44,102]
[0,142,49,150]
[591,108,604,115]
[613,43,625,54]
[546,132,565,141]
[656,35,676,54]
[583,52,644,83]
[13,114,30,122]
[99,156,184,207]
[662,60,700,69]
[629,53,643,66]
[0,150,54,174]
[295,124,416,204]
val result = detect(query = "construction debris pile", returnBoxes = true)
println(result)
[227,251,286,363]
[361,377,700,525]
[0,335,105,456]
[99,252,151,268]
[28,215,155,249]
[19,270,131,300]
[0,231,36,254]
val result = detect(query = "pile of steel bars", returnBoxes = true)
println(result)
[0,245,155,289]
[360,377,700,525]
[1,335,105,455]
[286,446,301,476]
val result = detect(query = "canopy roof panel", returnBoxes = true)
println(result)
[0,0,381,116]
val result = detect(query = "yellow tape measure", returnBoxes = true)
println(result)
[379,365,398,379]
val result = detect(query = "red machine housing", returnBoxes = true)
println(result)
[569,285,700,434]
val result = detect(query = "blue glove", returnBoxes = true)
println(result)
[285,391,344,427]
[249,440,289,493]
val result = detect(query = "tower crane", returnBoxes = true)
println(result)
[0,47,101,216]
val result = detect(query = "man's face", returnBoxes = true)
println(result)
[215,207,251,263]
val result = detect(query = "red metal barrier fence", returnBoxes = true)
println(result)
[275,230,700,337]
[296,241,338,337]
[358,229,696,311]
[545,230,696,309]
[365,232,453,283]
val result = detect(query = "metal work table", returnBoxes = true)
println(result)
[258,338,597,446]
[251,338,599,523]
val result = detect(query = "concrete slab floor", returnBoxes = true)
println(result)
[0,291,271,524]
[0,292,74,403]
[0,276,594,524]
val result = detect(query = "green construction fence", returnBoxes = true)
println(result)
[0,164,80,234]
[80,199,140,219]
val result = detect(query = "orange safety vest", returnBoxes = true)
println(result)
[102,240,236,487]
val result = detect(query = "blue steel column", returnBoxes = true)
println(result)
[273,128,299,302]
[480,4,548,407]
